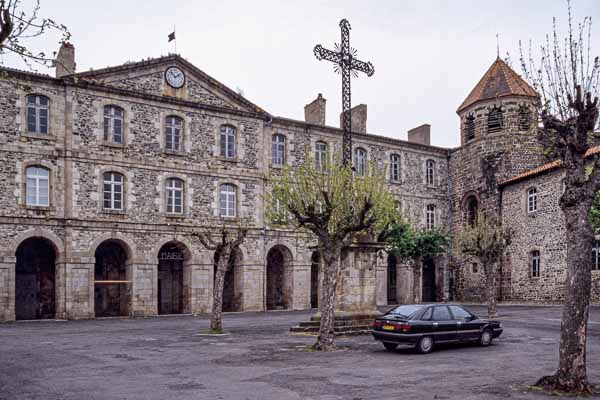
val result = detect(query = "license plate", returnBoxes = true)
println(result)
[382,325,395,331]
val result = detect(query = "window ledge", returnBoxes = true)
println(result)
[20,132,56,141]
[102,141,126,149]
[389,179,402,185]
[270,163,284,169]
[164,213,185,220]
[162,149,186,156]
[216,156,239,164]
[527,211,538,217]
[102,209,126,216]
[24,205,54,211]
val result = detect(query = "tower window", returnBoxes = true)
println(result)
[518,106,532,131]
[465,115,475,142]
[527,187,538,213]
[487,106,503,133]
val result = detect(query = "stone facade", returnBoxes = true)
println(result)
[0,51,450,321]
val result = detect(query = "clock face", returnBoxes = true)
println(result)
[165,66,185,89]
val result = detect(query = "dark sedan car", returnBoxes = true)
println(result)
[372,304,503,354]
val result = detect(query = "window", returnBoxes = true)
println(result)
[432,306,452,321]
[465,114,475,142]
[390,154,400,182]
[464,195,478,226]
[426,159,435,186]
[26,166,49,206]
[593,243,600,271]
[103,105,124,144]
[315,141,328,171]
[354,147,367,177]
[527,187,538,213]
[472,263,478,273]
[518,106,532,131]
[487,106,503,133]
[165,116,183,151]
[166,178,184,214]
[220,184,237,217]
[593,242,600,271]
[220,125,236,158]
[103,172,124,210]
[26,95,49,134]
[420,307,433,321]
[449,305,472,320]
[271,134,286,166]
[426,204,436,229]
[531,250,541,278]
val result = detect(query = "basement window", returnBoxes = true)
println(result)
[487,106,503,133]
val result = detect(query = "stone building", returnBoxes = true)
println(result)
[0,43,594,322]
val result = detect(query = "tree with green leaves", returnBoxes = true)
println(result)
[0,0,70,70]
[383,220,449,303]
[518,2,600,394]
[268,152,396,351]
[458,212,511,318]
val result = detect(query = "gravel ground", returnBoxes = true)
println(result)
[1,305,600,400]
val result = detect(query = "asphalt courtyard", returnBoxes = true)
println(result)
[1,305,600,400]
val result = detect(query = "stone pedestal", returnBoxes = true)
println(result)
[0,256,15,321]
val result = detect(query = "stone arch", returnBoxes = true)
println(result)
[87,233,137,262]
[266,244,294,310]
[156,240,192,315]
[5,228,63,260]
[15,236,58,320]
[94,239,132,317]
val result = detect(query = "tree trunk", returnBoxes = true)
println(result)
[314,244,341,351]
[536,205,593,394]
[211,247,231,332]
[484,262,497,318]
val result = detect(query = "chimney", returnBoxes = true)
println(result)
[304,93,326,125]
[55,42,76,78]
[339,104,367,134]
[407,124,431,146]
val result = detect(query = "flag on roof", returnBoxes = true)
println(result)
[168,32,176,42]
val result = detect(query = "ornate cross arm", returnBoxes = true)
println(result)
[314,45,341,63]
[350,58,374,77]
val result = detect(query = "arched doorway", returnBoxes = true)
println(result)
[422,258,436,302]
[15,237,56,320]
[266,245,293,310]
[214,247,242,312]
[94,240,129,317]
[310,252,320,309]
[387,254,397,304]
[157,242,188,315]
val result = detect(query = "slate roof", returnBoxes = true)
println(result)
[457,58,538,113]
[499,145,600,186]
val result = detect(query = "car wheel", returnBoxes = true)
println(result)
[417,336,433,354]
[383,342,398,351]
[479,329,493,346]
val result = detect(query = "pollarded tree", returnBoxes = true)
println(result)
[383,220,449,302]
[0,0,71,70]
[518,2,600,394]
[458,212,511,318]
[193,226,247,333]
[268,153,396,351]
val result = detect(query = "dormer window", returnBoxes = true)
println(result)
[518,106,532,131]
[487,106,503,133]
[465,114,475,142]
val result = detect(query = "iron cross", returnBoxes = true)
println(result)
[314,18,374,166]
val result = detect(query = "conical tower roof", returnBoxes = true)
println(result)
[457,58,538,113]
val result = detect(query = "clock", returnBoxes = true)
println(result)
[165,66,185,89]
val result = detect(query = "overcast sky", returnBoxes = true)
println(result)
[3,0,598,148]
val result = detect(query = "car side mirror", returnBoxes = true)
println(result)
[466,315,476,321]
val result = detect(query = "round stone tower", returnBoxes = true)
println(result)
[449,58,544,301]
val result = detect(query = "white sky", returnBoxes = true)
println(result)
[3,0,599,148]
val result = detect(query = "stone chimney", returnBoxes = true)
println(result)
[304,93,326,125]
[339,104,368,134]
[407,124,431,146]
[55,42,76,78]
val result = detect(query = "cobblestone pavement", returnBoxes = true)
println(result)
[1,305,600,400]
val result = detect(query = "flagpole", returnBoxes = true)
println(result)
[174,25,177,54]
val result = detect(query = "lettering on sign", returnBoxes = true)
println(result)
[159,251,184,260]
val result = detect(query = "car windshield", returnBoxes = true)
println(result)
[388,305,423,318]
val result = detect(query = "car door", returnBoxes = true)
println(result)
[431,305,457,342]
[449,305,479,341]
